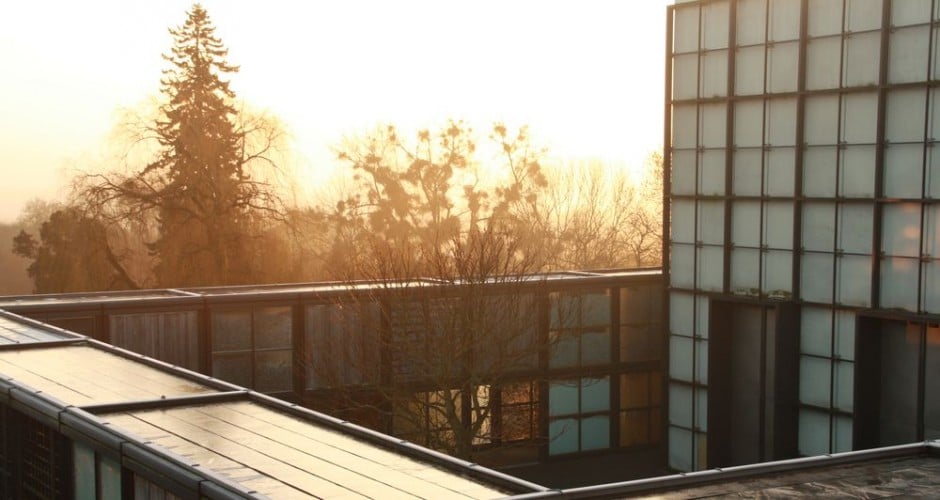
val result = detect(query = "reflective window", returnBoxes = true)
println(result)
[548,377,611,455]
[211,306,293,392]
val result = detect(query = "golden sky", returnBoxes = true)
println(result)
[0,0,671,222]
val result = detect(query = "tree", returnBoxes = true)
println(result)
[82,4,287,287]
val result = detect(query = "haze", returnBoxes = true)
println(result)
[0,0,670,223]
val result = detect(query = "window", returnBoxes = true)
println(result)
[548,377,611,455]
[305,303,380,389]
[498,382,539,443]
[620,372,663,447]
[392,387,490,452]
[550,291,612,369]
[211,307,293,392]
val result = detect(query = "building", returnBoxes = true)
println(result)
[664,0,940,472]
[0,269,667,487]
[0,309,541,498]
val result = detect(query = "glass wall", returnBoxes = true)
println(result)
[211,306,293,392]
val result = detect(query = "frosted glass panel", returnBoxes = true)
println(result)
[835,310,856,360]
[768,41,799,93]
[881,258,920,311]
[669,426,693,471]
[801,253,835,303]
[840,145,877,197]
[697,246,725,292]
[765,148,795,196]
[924,260,940,313]
[696,340,709,384]
[732,201,761,247]
[673,6,700,53]
[762,250,793,295]
[671,149,696,195]
[674,53,699,100]
[669,383,693,427]
[803,147,838,197]
[834,360,854,411]
[733,149,763,195]
[696,388,708,430]
[882,203,921,257]
[669,292,695,336]
[702,50,729,98]
[799,409,830,456]
[803,202,836,251]
[843,31,881,87]
[837,255,872,306]
[696,295,711,338]
[671,336,694,382]
[806,36,842,90]
[672,200,695,243]
[884,144,925,198]
[671,244,695,288]
[701,1,730,49]
[834,415,853,452]
[673,104,698,148]
[766,97,797,146]
[928,144,940,198]
[581,377,610,413]
[549,418,578,455]
[764,201,794,249]
[804,95,839,145]
[801,307,833,356]
[549,381,579,415]
[737,0,767,45]
[800,355,831,407]
[926,205,940,255]
[699,151,726,195]
[838,203,873,254]
[701,103,727,147]
[886,89,927,142]
[842,92,878,143]
[735,101,764,147]
[769,0,802,41]
[889,26,930,84]
[846,0,883,32]
[891,0,932,27]
[808,0,843,37]
[731,248,760,292]
[697,201,725,245]
[735,45,765,96]
[581,416,610,451]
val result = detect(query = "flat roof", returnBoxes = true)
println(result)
[0,312,78,344]
[102,401,505,499]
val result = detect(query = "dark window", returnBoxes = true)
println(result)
[211,307,293,392]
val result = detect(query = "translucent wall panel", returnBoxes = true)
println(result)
[835,310,856,360]
[882,203,921,257]
[763,250,793,294]
[801,253,834,303]
[733,149,763,195]
[701,51,729,98]
[672,200,695,243]
[925,260,940,313]
[673,104,698,148]
[842,93,879,143]
[672,149,696,195]
[765,148,795,196]
[674,54,699,100]
[844,32,881,87]
[834,360,854,411]
[701,1,730,50]
[840,145,877,197]
[669,383,693,427]
[764,202,794,248]
[808,0,843,37]
[886,89,927,143]
[673,5,700,54]
[803,203,836,251]
[669,426,693,471]
[735,100,764,147]
[700,103,727,147]
[769,0,802,41]
[891,0,932,27]
[695,295,711,338]
[799,409,830,456]
[698,151,726,195]
[834,415,853,452]
[768,41,799,93]
[732,201,760,247]
[806,36,841,91]
[737,0,767,46]
[697,246,724,292]
[837,255,872,306]
[697,201,725,245]
[732,248,761,292]
[670,291,695,336]
[845,0,883,32]
[803,147,838,197]
[889,26,930,84]
[884,144,925,198]
[800,355,831,407]
[670,337,694,383]
[766,98,797,146]
[800,307,832,356]
[735,46,765,96]
[804,95,839,145]
[838,203,873,253]
[929,146,940,199]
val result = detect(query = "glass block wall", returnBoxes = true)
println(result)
[666,0,940,471]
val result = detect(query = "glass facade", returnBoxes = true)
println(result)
[667,0,940,471]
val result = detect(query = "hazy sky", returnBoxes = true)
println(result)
[0,0,671,223]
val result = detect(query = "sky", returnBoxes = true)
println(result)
[0,0,672,223]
